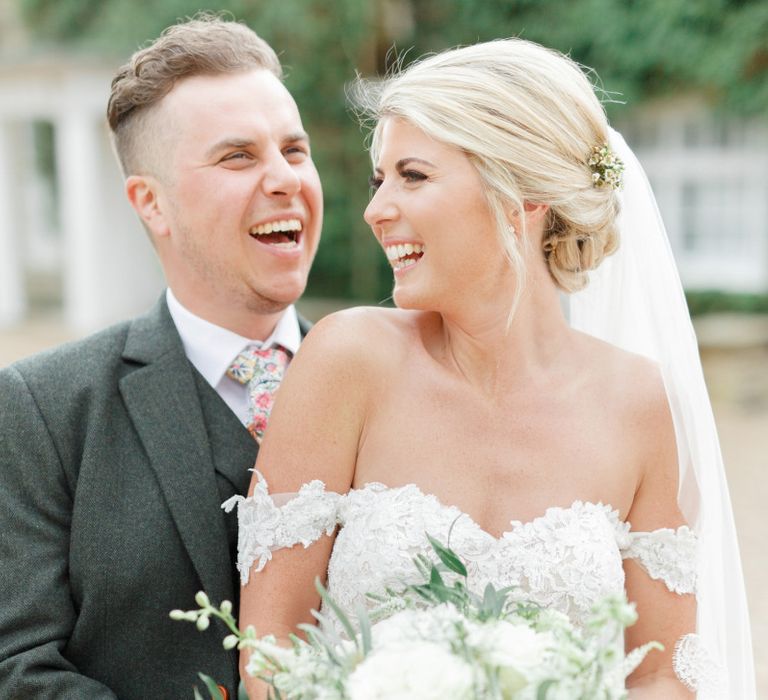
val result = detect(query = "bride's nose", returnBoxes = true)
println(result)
[364,185,398,230]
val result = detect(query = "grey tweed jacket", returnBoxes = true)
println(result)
[0,296,310,699]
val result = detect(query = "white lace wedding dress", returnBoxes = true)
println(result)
[224,472,719,696]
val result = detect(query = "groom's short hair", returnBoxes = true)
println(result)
[107,12,282,177]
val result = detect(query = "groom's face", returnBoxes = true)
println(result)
[148,68,323,326]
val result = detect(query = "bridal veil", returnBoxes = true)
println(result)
[568,128,755,698]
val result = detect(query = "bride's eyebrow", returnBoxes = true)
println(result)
[373,157,436,175]
[396,157,435,169]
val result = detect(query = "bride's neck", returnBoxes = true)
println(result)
[436,278,571,394]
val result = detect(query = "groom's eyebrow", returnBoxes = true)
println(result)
[284,130,310,144]
[205,138,254,158]
[205,131,310,158]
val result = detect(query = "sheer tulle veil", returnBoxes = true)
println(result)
[568,128,755,698]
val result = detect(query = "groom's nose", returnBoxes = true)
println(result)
[262,152,301,198]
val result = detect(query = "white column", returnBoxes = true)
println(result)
[0,120,25,327]
[55,111,102,331]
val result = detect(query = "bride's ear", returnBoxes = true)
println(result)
[507,202,549,238]
[523,201,549,226]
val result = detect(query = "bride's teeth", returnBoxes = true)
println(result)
[392,257,419,271]
[384,242,425,270]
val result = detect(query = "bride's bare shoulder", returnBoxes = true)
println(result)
[575,332,667,409]
[574,332,676,481]
[296,306,425,372]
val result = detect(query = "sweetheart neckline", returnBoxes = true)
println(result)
[345,480,625,542]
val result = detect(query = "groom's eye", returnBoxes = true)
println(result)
[222,152,250,162]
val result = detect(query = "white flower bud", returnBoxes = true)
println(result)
[169,609,187,621]
[195,591,210,608]
[223,634,239,650]
[220,600,233,615]
[196,615,210,631]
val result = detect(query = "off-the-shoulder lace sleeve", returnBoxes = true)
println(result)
[222,471,341,584]
[619,525,697,595]
[672,632,727,697]
[620,527,727,692]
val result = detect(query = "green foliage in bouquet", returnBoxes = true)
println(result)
[172,537,661,699]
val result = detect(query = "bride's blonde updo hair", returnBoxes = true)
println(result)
[353,39,620,294]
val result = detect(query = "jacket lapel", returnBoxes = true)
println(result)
[118,299,233,606]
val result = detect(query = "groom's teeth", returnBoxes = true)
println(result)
[249,219,302,236]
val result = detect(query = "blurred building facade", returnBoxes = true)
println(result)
[0,58,163,331]
[622,99,768,293]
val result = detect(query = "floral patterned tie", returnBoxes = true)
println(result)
[226,345,291,442]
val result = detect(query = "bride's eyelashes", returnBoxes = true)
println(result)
[400,169,428,184]
[367,169,428,192]
[368,174,383,192]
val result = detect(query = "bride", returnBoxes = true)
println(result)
[228,40,754,698]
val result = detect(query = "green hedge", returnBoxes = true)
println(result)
[685,290,768,317]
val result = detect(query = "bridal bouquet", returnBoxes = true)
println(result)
[173,536,660,699]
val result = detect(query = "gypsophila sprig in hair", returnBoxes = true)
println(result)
[588,144,624,190]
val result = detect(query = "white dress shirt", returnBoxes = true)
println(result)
[165,288,301,427]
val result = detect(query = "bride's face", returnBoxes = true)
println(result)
[364,118,512,313]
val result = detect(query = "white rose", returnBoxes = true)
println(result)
[347,641,474,700]
[370,605,464,651]
[468,620,551,672]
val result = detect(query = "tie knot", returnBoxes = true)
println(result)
[227,345,291,385]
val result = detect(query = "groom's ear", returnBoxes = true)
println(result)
[125,175,171,240]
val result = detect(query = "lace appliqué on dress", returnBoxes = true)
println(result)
[620,525,697,595]
[324,489,631,636]
[673,633,727,697]
[222,471,340,584]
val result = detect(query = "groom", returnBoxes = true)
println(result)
[0,15,321,699]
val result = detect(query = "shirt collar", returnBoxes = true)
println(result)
[166,288,301,388]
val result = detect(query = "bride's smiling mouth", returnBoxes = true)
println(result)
[248,218,303,250]
[385,242,424,272]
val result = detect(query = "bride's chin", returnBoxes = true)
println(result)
[392,287,432,312]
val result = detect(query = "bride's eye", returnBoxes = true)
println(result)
[368,175,383,191]
[402,170,427,183]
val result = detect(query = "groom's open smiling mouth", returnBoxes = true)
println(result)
[248,218,303,251]
[385,242,424,273]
